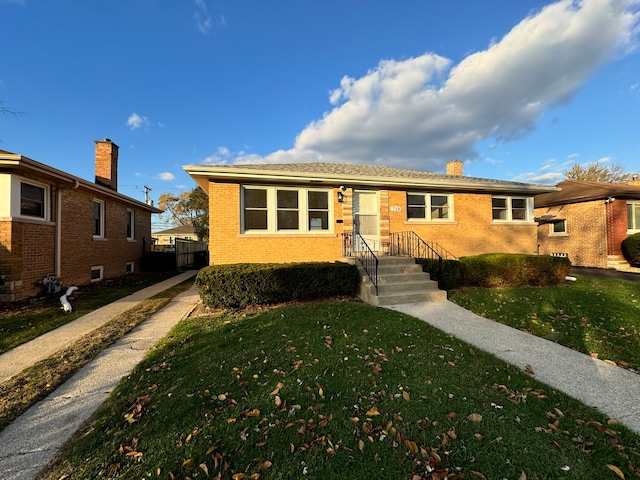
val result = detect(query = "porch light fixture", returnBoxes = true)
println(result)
[337,191,345,203]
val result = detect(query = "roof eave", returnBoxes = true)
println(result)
[0,156,163,214]
[183,165,557,194]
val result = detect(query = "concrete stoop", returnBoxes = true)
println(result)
[350,255,447,306]
[607,255,638,272]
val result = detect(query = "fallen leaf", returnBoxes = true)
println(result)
[604,359,617,366]
[358,439,365,452]
[525,364,535,375]
[275,395,282,407]
[518,472,527,480]
[607,464,625,479]
[258,460,272,471]
[402,391,410,402]
[470,470,486,479]
[468,413,483,422]
[366,406,380,416]
[199,463,209,476]
[232,474,246,480]
[270,382,284,396]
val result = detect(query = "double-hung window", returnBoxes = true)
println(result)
[407,193,452,221]
[242,186,332,233]
[20,180,47,219]
[93,200,105,238]
[492,196,532,222]
[628,202,640,232]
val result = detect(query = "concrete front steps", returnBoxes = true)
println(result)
[607,255,640,273]
[349,255,447,306]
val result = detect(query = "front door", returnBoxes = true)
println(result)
[353,190,380,251]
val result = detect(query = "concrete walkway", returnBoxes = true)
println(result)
[0,270,197,383]
[0,272,200,480]
[386,300,640,435]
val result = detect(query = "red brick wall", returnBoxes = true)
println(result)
[58,188,151,286]
[1,180,153,301]
[607,200,628,256]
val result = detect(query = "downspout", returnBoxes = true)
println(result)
[55,179,80,278]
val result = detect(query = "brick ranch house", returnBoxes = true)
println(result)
[183,160,556,265]
[0,139,162,302]
[535,178,640,270]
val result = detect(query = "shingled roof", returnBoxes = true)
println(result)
[535,180,640,207]
[184,162,556,194]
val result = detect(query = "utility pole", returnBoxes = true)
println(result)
[143,185,152,205]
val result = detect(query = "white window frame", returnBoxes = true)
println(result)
[10,176,50,221]
[406,192,453,221]
[93,199,105,238]
[628,202,640,233]
[549,219,567,236]
[241,186,333,234]
[91,266,103,282]
[126,209,135,241]
[492,196,533,222]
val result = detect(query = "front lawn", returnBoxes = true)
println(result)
[0,271,176,354]
[41,300,640,480]
[449,274,640,372]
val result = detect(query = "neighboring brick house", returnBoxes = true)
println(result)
[183,160,555,265]
[0,139,162,302]
[535,178,640,270]
[153,225,199,245]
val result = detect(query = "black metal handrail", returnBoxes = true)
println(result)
[389,231,457,261]
[342,232,379,295]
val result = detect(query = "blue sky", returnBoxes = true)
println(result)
[1,0,639,212]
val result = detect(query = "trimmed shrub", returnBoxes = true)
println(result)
[415,258,463,291]
[622,233,640,266]
[459,254,571,288]
[195,262,359,308]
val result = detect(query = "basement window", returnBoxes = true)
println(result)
[91,266,103,282]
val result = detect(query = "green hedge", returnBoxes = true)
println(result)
[415,258,463,291]
[195,262,359,308]
[622,233,640,266]
[458,253,571,288]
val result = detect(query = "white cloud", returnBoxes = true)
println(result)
[126,112,149,130]
[230,0,640,172]
[158,172,176,181]
[194,0,212,34]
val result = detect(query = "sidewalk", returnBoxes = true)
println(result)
[386,300,640,436]
[0,272,201,480]
[0,270,198,383]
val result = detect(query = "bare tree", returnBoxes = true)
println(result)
[564,161,632,183]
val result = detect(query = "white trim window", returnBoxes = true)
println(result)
[628,202,640,232]
[407,193,452,221]
[93,199,105,238]
[242,186,332,233]
[91,266,103,282]
[492,196,533,222]
[15,178,49,220]
[125,261,134,273]
[126,209,135,240]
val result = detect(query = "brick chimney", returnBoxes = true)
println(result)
[95,138,118,191]
[446,159,463,176]
[629,174,640,186]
